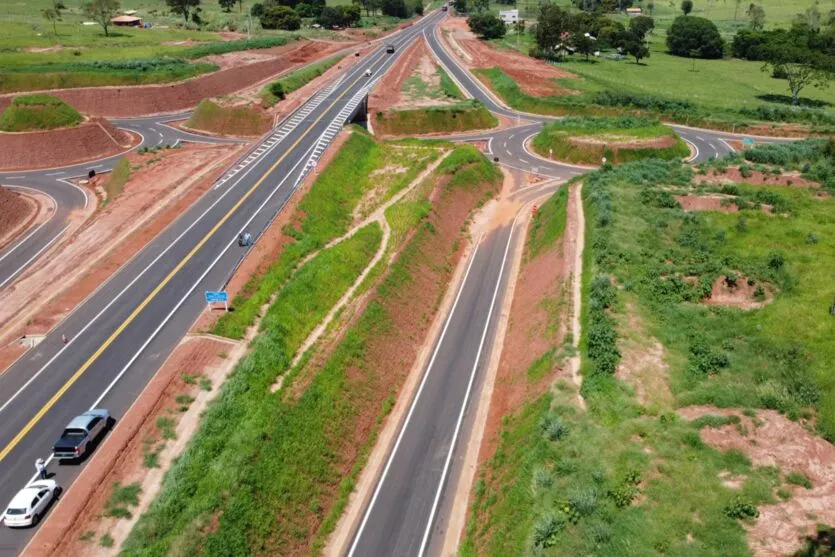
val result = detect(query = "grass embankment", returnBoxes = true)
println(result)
[102,158,131,204]
[261,54,345,108]
[213,128,440,339]
[463,141,835,555]
[185,100,270,136]
[375,100,498,135]
[532,116,690,165]
[0,36,296,94]
[122,144,501,555]
[0,94,82,131]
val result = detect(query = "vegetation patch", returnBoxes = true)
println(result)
[212,129,440,339]
[532,116,690,165]
[375,100,497,136]
[122,145,500,556]
[185,100,270,136]
[101,158,131,205]
[0,94,82,131]
[261,53,345,108]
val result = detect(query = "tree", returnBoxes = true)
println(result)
[681,0,693,15]
[733,0,742,20]
[647,1,654,16]
[467,12,506,39]
[166,0,201,23]
[295,2,315,16]
[83,0,120,37]
[628,15,654,39]
[452,0,467,13]
[252,2,265,17]
[381,0,408,17]
[747,3,765,31]
[219,0,236,11]
[571,32,595,61]
[471,0,489,12]
[793,6,821,32]
[617,29,649,63]
[260,4,301,28]
[760,39,834,106]
[535,4,576,53]
[316,4,360,26]
[666,15,725,58]
[41,8,60,36]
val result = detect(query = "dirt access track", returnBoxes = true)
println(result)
[440,16,576,97]
[0,40,351,118]
[0,118,137,170]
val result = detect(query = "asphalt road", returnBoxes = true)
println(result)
[0,11,444,555]
[0,117,239,291]
[347,15,799,557]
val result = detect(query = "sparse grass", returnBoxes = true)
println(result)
[199,377,212,391]
[532,116,690,165]
[79,530,95,542]
[185,100,270,136]
[155,417,176,440]
[104,482,141,519]
[181,373,197,385]
[101,158,131,204]
[438,65,463,100]
[175,394,195,405]
[100,533,114,548]
[261,53,345,108]
[0,94,82,131]
[786,471,813,489]
[375,100,498,136]
[527,184,568,259]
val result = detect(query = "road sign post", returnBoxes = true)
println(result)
[205,290,229,312]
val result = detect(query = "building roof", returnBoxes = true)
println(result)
[111,15,142,23]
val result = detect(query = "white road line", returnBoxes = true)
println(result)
[0,224,69,290]
[5,176,24,179]
[505,149,512,156]
[418,214,518,557]
[349,236,483,557]
[45,171,65,177]
[719,138,736,153]
[486,137,493,154]
[683,138,700,163]
[696,135,704,141]
[519,158,530,164]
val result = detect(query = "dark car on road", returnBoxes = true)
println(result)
[52,409,110,461]
[386,44,395,54]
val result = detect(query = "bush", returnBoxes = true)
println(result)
[724,496,759,519]
[666,16,725,59]
[531,513,564,549]
[381,0,409,18]
[259,5,301,30]
[539,412,568,441]
[467,12,506,39]
[316,5,360,27]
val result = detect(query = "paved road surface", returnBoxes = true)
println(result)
[0,12,444,555]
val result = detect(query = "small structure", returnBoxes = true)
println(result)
[625,7,642,15]
[499,9,519,24]
[111,15,143,27]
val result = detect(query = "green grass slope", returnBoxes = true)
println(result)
[375,100,498,136]
[0,94,82,131]
[185,100,270,136]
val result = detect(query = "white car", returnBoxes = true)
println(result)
[3,480,61,528]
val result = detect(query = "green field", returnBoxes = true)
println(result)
[185,99,270,136]
[532,116,690,164]
[0,93,81,131]
[261,53,345,107]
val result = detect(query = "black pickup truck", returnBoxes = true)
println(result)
[52,409,110,461]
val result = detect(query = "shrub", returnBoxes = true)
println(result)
[666,16,725,59]
[531,513,565,549]
[539,412,568,441]
[786,471,813,489]
[724,496,759,519]
[259,5,301,30]
[467,12,506,39]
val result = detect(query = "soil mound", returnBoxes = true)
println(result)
[703,274,772,309]
[0,187,33,244]
[676,194,738,213]
[694,167,819,188]
[0,118,136,170]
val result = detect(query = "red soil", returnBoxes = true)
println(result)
[676,194,739,213]
[703,274,772,310]
[679,406,835,557]
[0,41,347,118]
[0,118,136,171]
[694,167,819,188]
[441,16,576,97]
[0,187,34,242]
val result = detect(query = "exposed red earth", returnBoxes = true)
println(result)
[0,119,137,170]
[0,186,36,245]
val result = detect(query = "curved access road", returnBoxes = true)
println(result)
[0,115,240,292]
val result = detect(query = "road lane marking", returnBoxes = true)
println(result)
[45,171,65,176]
[0,225,69,290]
[418,215,517,557]
[0,17,436,465]
[349,235,482,557]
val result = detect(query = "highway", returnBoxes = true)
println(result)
[0,118,238,291]
[0,11,444,555]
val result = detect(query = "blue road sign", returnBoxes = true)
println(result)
[205,291,228,303]
[743,137,755,146]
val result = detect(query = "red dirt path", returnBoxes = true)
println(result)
[0,119,136,171]
[0,187,33,241]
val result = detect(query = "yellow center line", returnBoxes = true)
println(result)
[0,55,382,464]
